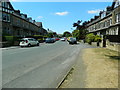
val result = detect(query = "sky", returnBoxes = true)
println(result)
[11,1,113,34]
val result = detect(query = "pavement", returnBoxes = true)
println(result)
[59,47,119,88]
[2,41,94,88]
[59,48,86,88]
[1,43,46,50]
[2,46,20,50]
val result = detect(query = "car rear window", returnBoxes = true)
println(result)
[28,39,33,41]
[70,38,73,40]
[20,39,25,41]
[70,38,76,40]
[73,38,76,40]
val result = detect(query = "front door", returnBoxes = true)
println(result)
[103,35,106,47]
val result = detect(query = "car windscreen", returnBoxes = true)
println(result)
[46,38,51,40]
[70,38,76,40]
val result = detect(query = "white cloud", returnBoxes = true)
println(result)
[55,11,69,16]
[37,16,43,19]
[88,9,102,14]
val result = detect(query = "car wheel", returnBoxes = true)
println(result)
[28,44,31,47]
[21,46,23,48]
[37,43,39,46]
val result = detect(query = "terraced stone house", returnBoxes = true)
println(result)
[85,0,120,47]
[0,0,47,37]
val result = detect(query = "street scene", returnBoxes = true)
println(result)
[0,0,120,89]
[2,42,94,88]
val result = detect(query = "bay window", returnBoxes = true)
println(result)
[116,13,120,23]
[2,13,10,22]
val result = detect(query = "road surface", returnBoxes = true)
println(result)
[2,41,93,88]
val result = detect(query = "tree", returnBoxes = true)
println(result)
[79,29,88,39]
[52,32,58,37]
[58,34,63,38]
[62,31,72,37]
[47,33,54,38]
[73,20,88,40]
[72,29,88,40]
[72,30,80,40]
[73,20,82,30]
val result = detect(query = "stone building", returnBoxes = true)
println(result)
[0,0,47,37]
[83,0,120,49]
[86,0,120,41]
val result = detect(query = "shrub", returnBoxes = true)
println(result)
[33,35,43,39]
[4,36,18,46]
[85,33,95,44]
[94,35,102,42]
[85,33,102,44]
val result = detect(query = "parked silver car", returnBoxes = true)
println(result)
[19,38,39,47]
[45,38,55,43]
[67,37,77,44]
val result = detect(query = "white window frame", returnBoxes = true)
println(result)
[115,0,120,8]
[116,13,120,23]
[2,13,10,22]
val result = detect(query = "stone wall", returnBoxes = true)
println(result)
[106,40,120,52]
[90,40,120,52]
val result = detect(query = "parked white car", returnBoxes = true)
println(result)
[60,38,66,41]
[19,38,39,47]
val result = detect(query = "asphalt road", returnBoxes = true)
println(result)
[2,41,93,88]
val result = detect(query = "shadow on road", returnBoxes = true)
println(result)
[68,43,80,45]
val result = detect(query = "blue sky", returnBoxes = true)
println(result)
[11,2,112,34]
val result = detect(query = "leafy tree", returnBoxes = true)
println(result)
[47,33,54,38]
[62,31,72,37]
[57,34,62,38]
[79,29,88,39]
[73,20,82,30]
[73,20,88,40]
[46,32,58,38]
[72,29,88,40]
[72,30,80,40]
[52,32,58,37]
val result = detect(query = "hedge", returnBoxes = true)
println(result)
[3,36,18,46]
[85,33,102,44]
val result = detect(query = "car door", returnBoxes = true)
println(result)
[28,39,34,45]
[32,39,37,45]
